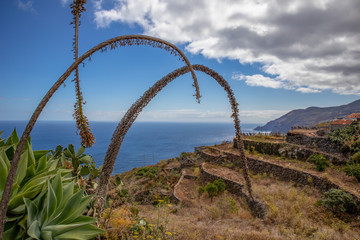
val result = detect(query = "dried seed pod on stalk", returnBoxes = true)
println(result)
[70,0,95,147]
[0,35,200,239]
[96,64,254,211]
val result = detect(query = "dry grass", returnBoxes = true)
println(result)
[131,174,360,240]
[104,154,360,240]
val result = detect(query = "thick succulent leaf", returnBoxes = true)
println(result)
[68,144,75,156]
[8,187,41,212]
[0,145,14,158]
[79,166,90,176]
[3,224,22,240]
[27,220,41,239]
[50,182,75,222]
[0,151,9,197]
[26,164,36,180]
[60,181,75,205]
[76,146,85,157]
[68,215,96,225]
[9,203,25,214]
[48,157,60,171]
[40,231,53,240]
[62,195,91,224]
[6,128,19,146]
[24,198,39,228]
[64,149,73,159]
[33,150,50,161]
[14,150,29,187]
[46,181,57,221]
[18,215,28,232]
[51,173,63,207]
[42,222,93,237]
[21,171,57,193]
[51,224,105,240]
[35,154,48,173]
[26,139,36,169]
[79,155,92,164]
[50,189,84,225]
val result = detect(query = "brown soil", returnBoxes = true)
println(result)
[175,177,198,204]
[202,162,244,184]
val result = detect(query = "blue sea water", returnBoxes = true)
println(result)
[0,121,259,174]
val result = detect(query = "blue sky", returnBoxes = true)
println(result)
[1,0,359,124]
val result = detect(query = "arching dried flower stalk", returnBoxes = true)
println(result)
[70,0,95,147]
[0,35,199,238]
[96,64,254,207]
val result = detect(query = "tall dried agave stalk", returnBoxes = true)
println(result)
[96,64,254,207]
[0,35,200,239]
[70,0,95,147]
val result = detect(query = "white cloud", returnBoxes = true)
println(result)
[93,0,360,95]
[61,0,72,6]
[17,0,36,14]
[296,88,321,93]
[233,74,284,89]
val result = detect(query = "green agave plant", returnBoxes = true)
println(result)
[63,144,101,180]
[24,175,105,240]
[0,130,104,239]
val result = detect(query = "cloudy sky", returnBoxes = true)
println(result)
[1,0,359,124]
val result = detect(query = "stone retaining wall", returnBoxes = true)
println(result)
[198,147,360,211]
[200,162,266,219]
[286,132,340,154]
[200,163,244,196]
[240,140,347,164]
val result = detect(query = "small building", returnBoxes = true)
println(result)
[330,119,354,131]
[345,112,360,121]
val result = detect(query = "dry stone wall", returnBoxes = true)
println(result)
[197,146,360,212]
[286,132,340,154]
[240,139,347,165]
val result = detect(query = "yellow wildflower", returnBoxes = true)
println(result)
[167,204,172,207]
[165,232,172,236]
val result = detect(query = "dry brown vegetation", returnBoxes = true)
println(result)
[103,152,360,240]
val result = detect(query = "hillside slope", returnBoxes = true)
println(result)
[255,99,360,133]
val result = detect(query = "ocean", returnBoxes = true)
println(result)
[0,121,259,174]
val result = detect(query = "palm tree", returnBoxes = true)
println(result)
[0,35,200,239]
[95,64,254,209]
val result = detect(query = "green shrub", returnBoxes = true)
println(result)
[351,151,360,163]
[307,154,328,171]
[320,189,358,216]
[213,179,226,193]
[205,183,218,198]
[342,162,360,182]
[136,166,160,179]
[328,122,360,153]
[63,144,102,180]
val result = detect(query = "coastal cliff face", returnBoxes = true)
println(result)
[255,99,360,133]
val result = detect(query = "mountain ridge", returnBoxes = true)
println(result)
[255,99,360,133]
